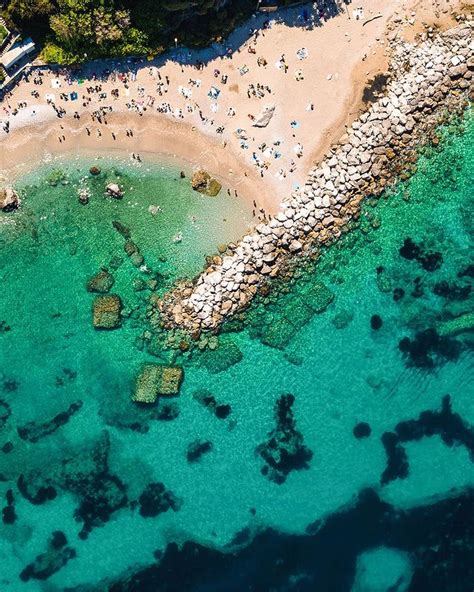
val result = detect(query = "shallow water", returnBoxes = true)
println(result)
[0,112,473,591]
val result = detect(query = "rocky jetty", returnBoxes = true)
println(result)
[159,23,473,333]
[0,187,20,212]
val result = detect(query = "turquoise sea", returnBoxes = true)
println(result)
[0,110,473,591]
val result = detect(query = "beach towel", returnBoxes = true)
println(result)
[208,86,220,99]
[296,48,308,60]
[51,78,61,89]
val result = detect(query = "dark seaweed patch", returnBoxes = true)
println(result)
[380,432,409,485]
[1,441,13,453]
[457,264,474,279]
[17,473,57,505]
[73,474,127,540]
[432,280,471,301]
[0,399,11,428]
[186,440,213,463]
[107,487,474,592]
[138,482,181,518]
[370,315,383,330]
[192,389,232,420]
[257,394,313,484]
[353,422,371,439]
[17,400,83,443]
[381,395,474,486]
[399,238,443,272]
[20,532,76,582]
[393,287,405,302]
[398,328,461,369]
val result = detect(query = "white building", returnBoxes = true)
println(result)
[1,38,35,70]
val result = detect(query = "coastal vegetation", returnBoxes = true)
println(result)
[2,0,264,64]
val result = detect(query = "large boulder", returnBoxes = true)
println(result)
[106,183,123,198]
[92,295,122,330]
[0,187,20,212]
[133,364,184,404]
[191,169,222,197]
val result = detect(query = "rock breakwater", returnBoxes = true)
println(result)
[160,23,473,333]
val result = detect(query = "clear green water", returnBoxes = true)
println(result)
[0,112,472,590]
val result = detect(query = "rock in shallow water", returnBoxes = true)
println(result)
[0,187,20,212]
[191,169,222,197]
[200,341,243,374]
[87,268,115,293]
[92,295,122,330]
[133,364,184,403]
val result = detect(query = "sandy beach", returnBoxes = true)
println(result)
[0,0,468,214]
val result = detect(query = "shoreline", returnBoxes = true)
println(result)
[1,111,274,213]
[159,22,473,333]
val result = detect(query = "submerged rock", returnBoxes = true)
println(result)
[261,317,298,350]
[191,169,222,197]
[112,220,132,239]
[87,268,115,293]
[92,295,122,330]
[133,364,184,404]
[89,166,101,175]
[301,281,335,313]
[332,310,354,330]
[436,312,474,337]
[200,341,243,373]
[0,187,20,212]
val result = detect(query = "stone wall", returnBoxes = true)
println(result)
[159,23,473,334]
